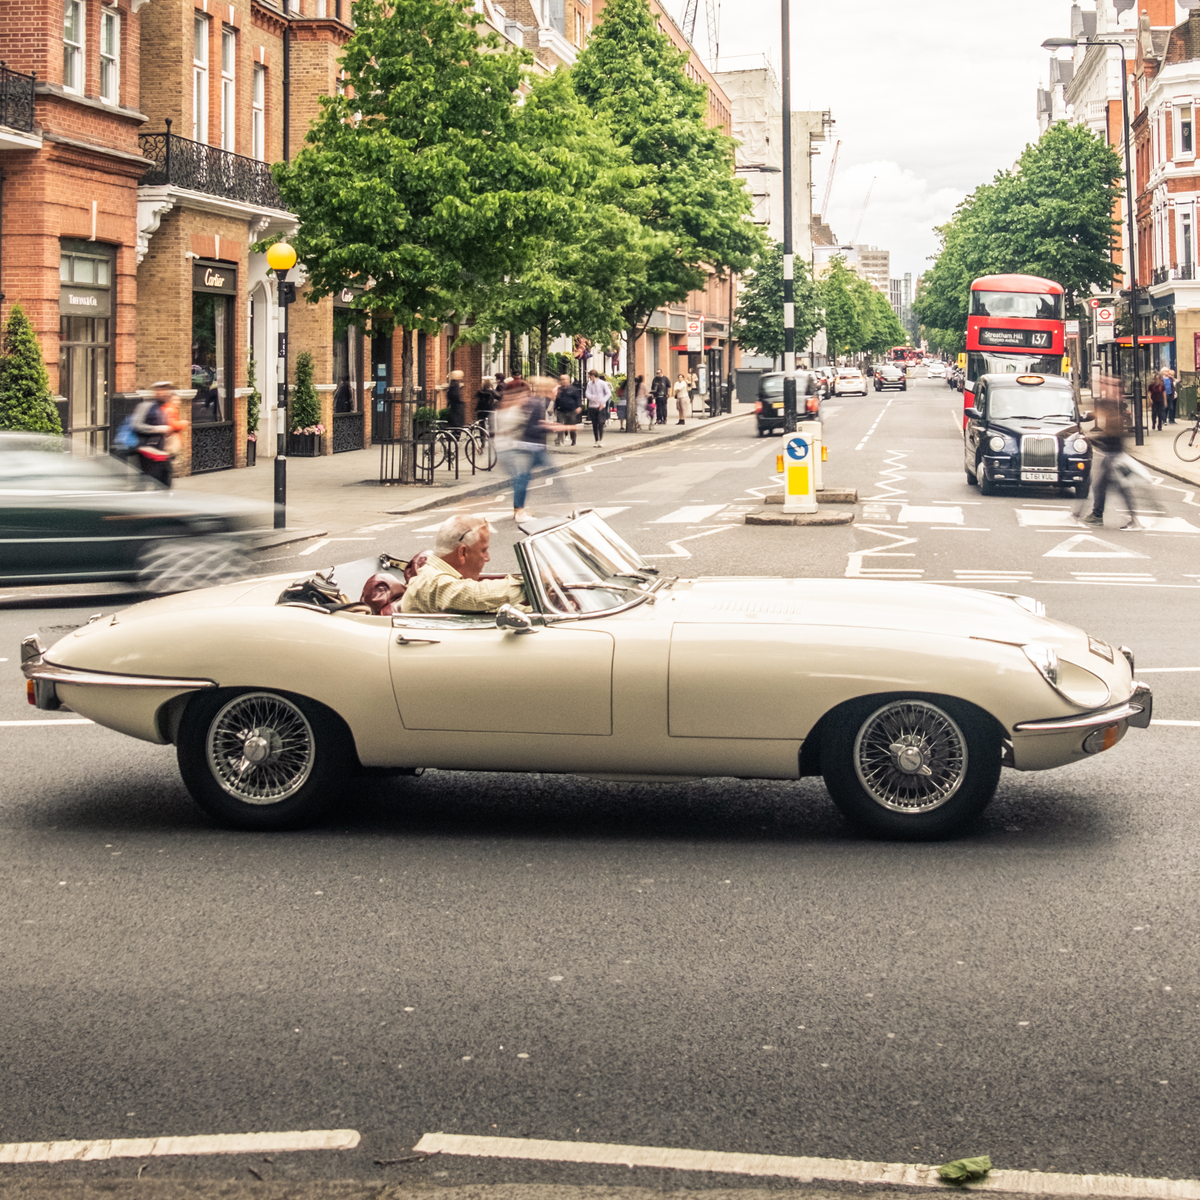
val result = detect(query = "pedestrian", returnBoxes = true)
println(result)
[445,369,466,429]
[651,368,670,425]
[1081,394,1141,531]
[554,374,582,447]
[634,374,651,430]
[501,376,572,520]
[672,372,690,425]
[585,370,611,445]
[133,382,176,487]
[1149,371,1166,432]
[1163,365,1178,424]
[475,375,498,433]
[333,376,353,413]
[615,376,628,425]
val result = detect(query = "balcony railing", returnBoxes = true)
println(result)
[138,121,283,210]
[1152,266,1169,285]
[0,62,36,133]
[1176,263,1195,281]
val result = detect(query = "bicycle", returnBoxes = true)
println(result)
[1174,413,1200,462]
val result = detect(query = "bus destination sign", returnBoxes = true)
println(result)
[978,328,1053,350]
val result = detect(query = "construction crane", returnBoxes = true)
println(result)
[681,0,720,68]
[818,139,840,223]
[852,175,875,244]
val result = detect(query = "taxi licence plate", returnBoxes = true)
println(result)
[1021,470,1058,482]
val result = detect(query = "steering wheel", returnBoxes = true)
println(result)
[540,571,582,614]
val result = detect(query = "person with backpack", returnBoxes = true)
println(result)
[554,374,582,447]
[651,369,670,425]
[124,382,175,486]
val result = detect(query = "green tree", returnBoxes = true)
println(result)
[819,257,865,362]
[732,242,821,366]
[290,351,320,433]
[572,0,762,428]
[0,305,61,435]
[458,69,648,375]
[275,0,565,477]
[246,354,261,438]
[861,288,907,357]
[915,122,1123,338]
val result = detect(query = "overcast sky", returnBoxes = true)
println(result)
[660,0,1185,281]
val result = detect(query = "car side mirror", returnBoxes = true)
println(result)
[1079,409,1094,422]
[496,604,541,634]
[964,406,983,420]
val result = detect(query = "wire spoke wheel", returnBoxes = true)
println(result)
[1174,425,1200,463]
[852,700,968,814]
[205,692,316,805]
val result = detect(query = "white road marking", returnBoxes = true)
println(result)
[1136,516,1200,533]
[846,524,919,579]
[0,719,94,727]
[643,527,734,559]
[411,1132,1200,1198]
[899,505,962,524]
[1153,720,1200,726]
[931,526,991,532]
[1138,667,1200,672]
[0,1129,360,1164]
[1016,509,1082,528]
[1044,534,1148,559]
[654,505,727,523]
[298,539,330,557]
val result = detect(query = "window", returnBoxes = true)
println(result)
[252,64,265,161]
[220,27,236,150]
[100,7,120,104]
[193,16,209,142]
[63,0,84,93]
[59,243,115,456]
[1183,210,1194,272]
[1181,105,1194,157]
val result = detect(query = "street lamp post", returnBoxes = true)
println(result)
[780,0,797,432]
[1043,36,1143,445]
[266,240,298,529]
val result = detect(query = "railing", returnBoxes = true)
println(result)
[138,121,283,209]
[1152,266,1170,285]
[332,410,364,453]
[1177,263,1195,281]
[0,62,36,133]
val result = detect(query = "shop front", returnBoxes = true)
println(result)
[191,260,238,472]
[58,240,116,455]
[332,289,366,452]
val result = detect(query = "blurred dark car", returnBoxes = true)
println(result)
[0,434,270,591]
[873,364,907,392]
[755,372,822,435]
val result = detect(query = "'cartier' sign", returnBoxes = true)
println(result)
[193,261,238,295]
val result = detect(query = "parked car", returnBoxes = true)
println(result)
[964,372,1092,497]
[23,510,1151,840]
[927,361,946,378]
[833,368,868,397]
[755,372,822,435]
[0,433,270,591]
[873,364,907,392]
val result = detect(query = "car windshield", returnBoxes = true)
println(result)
[840,370,861,378]
[761,377,784,396]
[971,290,1063,319]
[524,511,658,616]
[988,385,1075,422]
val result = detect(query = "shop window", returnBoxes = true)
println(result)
[221,27,236,151]
[193,16,210,142]
[100,7,120,104]
[1181,106,1194,157]
[252,65,266,161]
[192,292,234,424]
[332,311,363,412]
[63,0,84,93]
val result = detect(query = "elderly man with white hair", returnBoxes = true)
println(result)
[400,514,527,614]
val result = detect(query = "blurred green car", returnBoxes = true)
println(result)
[0,434,271,591]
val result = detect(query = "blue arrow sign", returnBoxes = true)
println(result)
[785,437,810,461]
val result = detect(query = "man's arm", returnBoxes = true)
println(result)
[403,569,527,614]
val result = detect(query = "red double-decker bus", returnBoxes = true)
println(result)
[963,274,1065,425]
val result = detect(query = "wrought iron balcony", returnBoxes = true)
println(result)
[138,121,283,210]
[1176,263,1195,281]
[1152,266,1169,285]
[0,62,36,133]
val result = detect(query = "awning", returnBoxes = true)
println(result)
[670,340,717,350]
[1104,335,1174,345]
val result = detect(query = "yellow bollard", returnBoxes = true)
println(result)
[776,454,784,473]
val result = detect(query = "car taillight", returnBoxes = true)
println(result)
[754,401,762,413]
[806,397,818,412]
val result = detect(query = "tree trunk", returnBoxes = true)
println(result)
[399,327,416,484]
[625,326,639,432]
[539,313,550,377]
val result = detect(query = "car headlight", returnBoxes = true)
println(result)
[1071,436,1088,454]
[1024,642,1060,687]
[988,434,1007,452]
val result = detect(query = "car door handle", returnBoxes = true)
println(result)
[396,634,441,646]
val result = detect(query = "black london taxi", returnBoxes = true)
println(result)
[964,373,1091,496]
[755,372,822,436]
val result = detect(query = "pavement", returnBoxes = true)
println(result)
[1127,420,1200,489]
[171,409,754,549]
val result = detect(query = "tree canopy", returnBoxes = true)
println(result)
[915,121,1123,342]
[572,0,762,425]
[732,242,821,364]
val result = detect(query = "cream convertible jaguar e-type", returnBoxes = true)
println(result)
[22,511,1151,839]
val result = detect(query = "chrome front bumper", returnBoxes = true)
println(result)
[1013,682,1153,733]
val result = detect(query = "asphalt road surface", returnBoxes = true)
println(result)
[1,371,1197,1195]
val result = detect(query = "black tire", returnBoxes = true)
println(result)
[137,535,251,596]
[979,467,997,496]
[177,688,353,831]
[821,695,1001,839]
[965,463,977,485]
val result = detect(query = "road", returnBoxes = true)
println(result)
[1,370,1197,1196]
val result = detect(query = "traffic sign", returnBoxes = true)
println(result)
[1065,320,1080,336]
[1096,306,1114,322]
[1090,298,1101,309]
[686,318,703,352]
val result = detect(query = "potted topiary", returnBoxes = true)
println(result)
[0,305,63,436]
[288,351,324,456]
[246,354,261,466]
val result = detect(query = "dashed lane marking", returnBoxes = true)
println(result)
[411,1132,1200,1198]
[0,1129,360,1164]
[297,537,373,557]
[1138,667,1200,672]
[1153,719,1200,726]
[654,505,727,523]
[0,719,94,727]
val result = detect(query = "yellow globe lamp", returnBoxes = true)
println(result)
[266,240,297,277]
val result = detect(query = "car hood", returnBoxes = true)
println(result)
[669,577,1074,645]
[988,417,1081,438]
